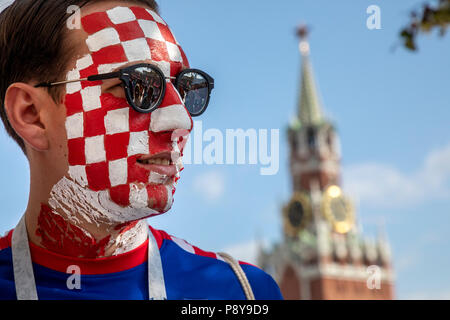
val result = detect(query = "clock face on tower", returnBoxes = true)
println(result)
[283,192,312,237]
[288,200,304,227]
[322,185,354,234]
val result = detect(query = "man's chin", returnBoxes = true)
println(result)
[108,181,175,217]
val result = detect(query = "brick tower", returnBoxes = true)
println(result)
[258,26,395,300]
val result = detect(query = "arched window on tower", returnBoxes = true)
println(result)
[326,131,333,151]
[307,127,316,151]
[290,131,298,153]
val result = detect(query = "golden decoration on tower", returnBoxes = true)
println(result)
[283,192,312,237]
[322,185,354,234]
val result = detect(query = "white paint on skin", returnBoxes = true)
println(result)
[109,159,128,187]
[49,177,159,226]
[105,108,130,135]
[107,6,136,24]
[47,177,150,255]
[123,38,151,61]
[76,54,94,70]
[68,165,88,187]
[86,27,120,52]
[148,172,169,185]
[166,41,182,62]
[81,86,102,111]
[171,138,185,179]
[163,184,174,212]
[150,104,192,132]
[129,183,149,210]
[153,61,171,79]
[128,131,149,156]
[111,219,149,255]
[85,135,106,164]
[137,19,164,41]
[97,62,128,74]
[65,113,84,139]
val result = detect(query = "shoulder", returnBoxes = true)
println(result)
[239,262,283,300]
[149,226,283,300]
[149,225,224,260]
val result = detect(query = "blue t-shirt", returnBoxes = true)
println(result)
[0,226,283,300]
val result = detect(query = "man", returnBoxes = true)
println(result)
[0,0,283,300]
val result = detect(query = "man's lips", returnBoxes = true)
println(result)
[137,151,173,164]
[136,151,179,177]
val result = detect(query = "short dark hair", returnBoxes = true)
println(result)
[0,0,159,154]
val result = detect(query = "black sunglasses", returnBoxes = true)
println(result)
[35,63,214,117]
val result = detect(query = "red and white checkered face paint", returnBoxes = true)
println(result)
[49,6,193,224]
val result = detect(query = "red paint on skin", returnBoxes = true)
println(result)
[127,156,150,183]
[148,131,174,156]
[84,107,107,137]
[36,204,111,258]
[85,162,110,191]
[68,138,86,166]
[129,6,154,21]
[115,20,145,42]
[64,92,83,116]
[146,38,170,61]
[92,44,128,65]
[105,132,130,160]
[81,11,114,34]
[109,185,131,206]
[146,184,168,212]
[79,64,101,80]
[100,93,130,112]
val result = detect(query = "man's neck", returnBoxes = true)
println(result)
[25,203,148,259]
[25,162,150,259]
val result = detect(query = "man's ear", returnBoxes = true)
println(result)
[4,83,50,151]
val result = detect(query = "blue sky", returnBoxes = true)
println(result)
[1,0,449,299]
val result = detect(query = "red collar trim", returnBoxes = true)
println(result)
[29,238,149,275]
[0,229,13,251]
[5,226,165,275]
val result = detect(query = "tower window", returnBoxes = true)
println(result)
[327,132,332,148]
[307,127,316,150]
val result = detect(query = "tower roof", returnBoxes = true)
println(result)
[296,25,324,127]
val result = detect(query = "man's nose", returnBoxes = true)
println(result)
[149,82,193,133]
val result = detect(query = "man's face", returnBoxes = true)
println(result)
[56,4,193,224]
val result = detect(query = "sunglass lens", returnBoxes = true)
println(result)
[177,71,209,116]
[130,66,163,112]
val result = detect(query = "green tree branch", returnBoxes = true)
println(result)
[400,0,450,50]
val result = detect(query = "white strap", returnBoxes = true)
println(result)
[147,227,167,300]
[11,215,38,300]
[218,252,255,300]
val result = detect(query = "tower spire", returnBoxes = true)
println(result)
[296,25,323,126]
